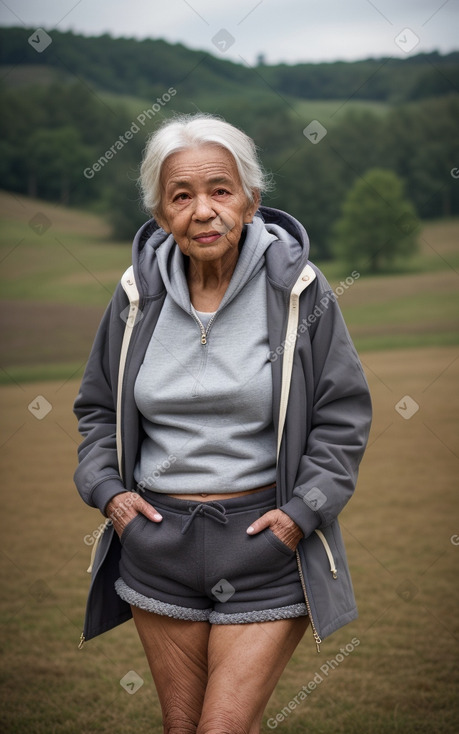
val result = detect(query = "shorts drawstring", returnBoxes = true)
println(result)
[181,501,228,534]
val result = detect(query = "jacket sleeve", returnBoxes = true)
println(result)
[280,272,372,538]
[73,283,129,515]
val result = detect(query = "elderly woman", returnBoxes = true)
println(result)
[74,113,371,733]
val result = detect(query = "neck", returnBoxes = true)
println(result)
[187,248,239,310]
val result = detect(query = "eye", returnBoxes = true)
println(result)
[214,188,230,197]
[173,192,190,202]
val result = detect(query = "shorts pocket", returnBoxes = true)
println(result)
[120,513,146,545]
[262,528,295,556]
[255,508,295,557]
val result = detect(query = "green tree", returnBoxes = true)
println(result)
[333,168,419,273]
[383,95,459,218]
[25,127,92,205]
[103,170,147,240]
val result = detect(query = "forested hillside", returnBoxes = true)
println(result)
[1,27,458,258]
[2,26,458,101]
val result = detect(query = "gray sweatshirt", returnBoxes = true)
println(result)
[134,217,281,492]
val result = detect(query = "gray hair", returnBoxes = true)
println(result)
[139,113,273,215]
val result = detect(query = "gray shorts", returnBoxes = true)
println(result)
[115,486,308,624]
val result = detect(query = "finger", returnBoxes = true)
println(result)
[139,501,163,523]
[114,493,163,523]
[246,511,275,535]
[130,494,163,522]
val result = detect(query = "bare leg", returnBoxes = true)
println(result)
[197,616,309,734]
[131,606,211,733]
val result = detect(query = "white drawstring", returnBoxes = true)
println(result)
[315,529,338,579]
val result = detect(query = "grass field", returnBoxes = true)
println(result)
[1,192,458,732]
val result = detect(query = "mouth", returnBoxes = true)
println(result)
[193,231,222,244]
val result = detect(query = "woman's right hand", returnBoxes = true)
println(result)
[105,492,163,539]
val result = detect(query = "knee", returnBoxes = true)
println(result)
[197,710,249,734]
[163,702,198,734]
[164,719,197,734]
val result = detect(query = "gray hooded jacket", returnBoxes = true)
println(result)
[74,206,372,649]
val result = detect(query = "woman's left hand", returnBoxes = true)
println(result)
[247,509,304,551]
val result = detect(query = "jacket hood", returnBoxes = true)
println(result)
[156,215,280,315]
[130,205,310,300]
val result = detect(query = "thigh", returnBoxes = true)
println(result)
[131,606,211,733]
[198,616,309,733]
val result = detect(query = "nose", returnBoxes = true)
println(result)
[192,194,216,221]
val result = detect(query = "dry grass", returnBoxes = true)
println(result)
[0,190,111,238]
[0,346,458,733]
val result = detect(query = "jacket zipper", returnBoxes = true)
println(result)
[294,531,338,654]
[295,549,322,653]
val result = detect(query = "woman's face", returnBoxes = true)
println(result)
[157,144,260,264]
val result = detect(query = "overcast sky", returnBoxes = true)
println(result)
[0,0,457,64]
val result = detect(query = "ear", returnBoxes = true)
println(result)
[243,190,261,223]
